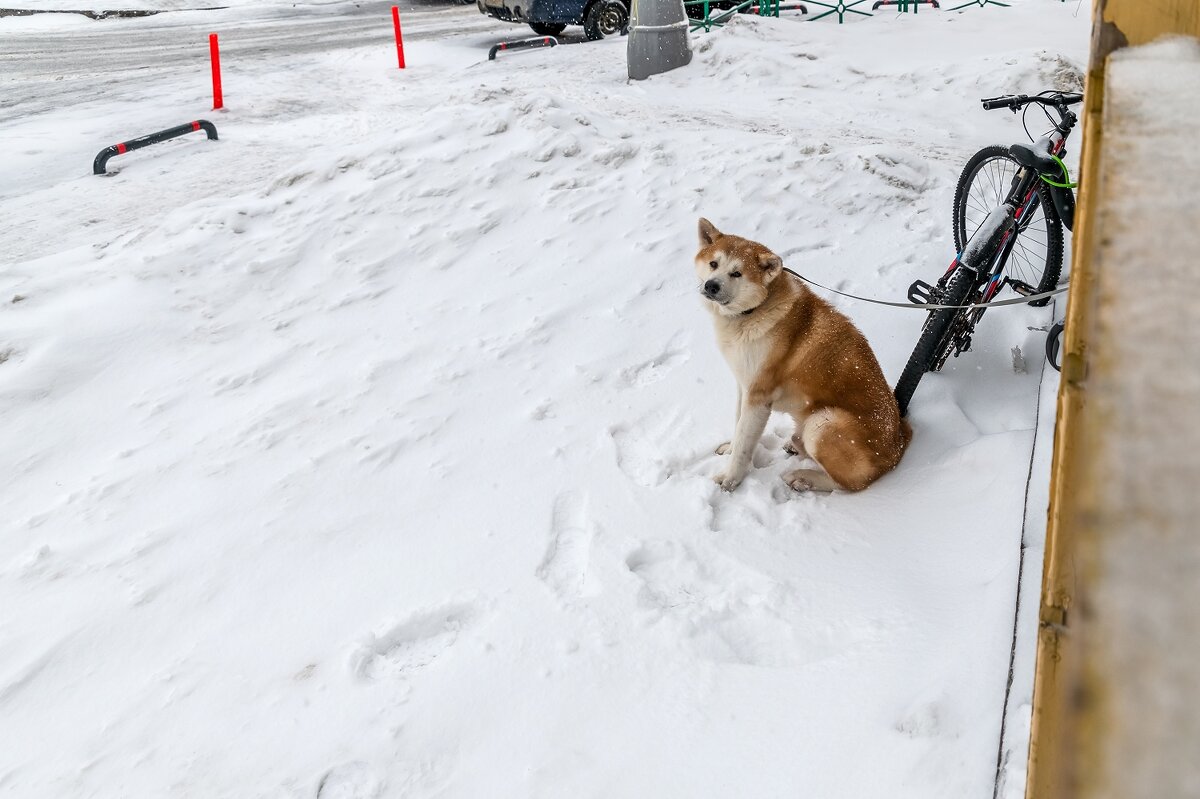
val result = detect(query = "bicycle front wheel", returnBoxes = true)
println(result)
[953,145,1063,307]
[894,267,976,416]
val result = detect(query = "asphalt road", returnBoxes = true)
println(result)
[0,1,501,123]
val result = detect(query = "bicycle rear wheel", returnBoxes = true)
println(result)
[894,267,976,416]
[953,145,1063,307]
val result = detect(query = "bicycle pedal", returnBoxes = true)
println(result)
[1009,280,1037,297]
[907,280,935,305]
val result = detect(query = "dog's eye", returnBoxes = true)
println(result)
[729,271,742,278]
[709,261,718,270]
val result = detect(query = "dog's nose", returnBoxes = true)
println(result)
[704,279,720,296]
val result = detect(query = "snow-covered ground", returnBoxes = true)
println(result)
[1,3,1088,797]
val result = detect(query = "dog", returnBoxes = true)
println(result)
[695,218,911,492]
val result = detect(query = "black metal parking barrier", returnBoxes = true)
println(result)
[750,2,808,13]
[93,119,219,175]
[488,36,558,61]
[871,0,939,8]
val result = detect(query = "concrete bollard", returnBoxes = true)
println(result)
[627,0,692,80]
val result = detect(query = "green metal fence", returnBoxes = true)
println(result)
[805,0,871,22]
[685,0,1004,29]
[684,0,807,32]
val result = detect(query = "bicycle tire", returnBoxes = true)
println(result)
[894,267,976,416]
[952,145,1063,307]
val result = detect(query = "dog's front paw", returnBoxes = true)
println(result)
[715,441,731,456]
[713,470,744,492]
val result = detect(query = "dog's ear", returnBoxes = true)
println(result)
[759,252,783,276]
[698,218,721,247]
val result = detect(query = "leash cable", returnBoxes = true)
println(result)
[782,267,1069,311]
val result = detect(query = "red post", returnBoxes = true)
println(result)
[391,6,406,69]
[209,33,223,110]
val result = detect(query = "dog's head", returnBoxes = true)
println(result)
[694,218,783,315]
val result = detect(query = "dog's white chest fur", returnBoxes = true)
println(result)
[718,330,772,388]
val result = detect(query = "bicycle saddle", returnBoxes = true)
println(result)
[1009,137,1060,175]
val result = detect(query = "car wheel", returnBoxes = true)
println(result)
[529,21,567,34]
[583,0,627,40]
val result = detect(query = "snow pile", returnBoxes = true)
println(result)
[1,4,1088,798]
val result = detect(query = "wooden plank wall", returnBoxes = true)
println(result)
[1025,1,1200,797]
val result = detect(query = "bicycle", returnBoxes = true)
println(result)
[894,90,1083,416]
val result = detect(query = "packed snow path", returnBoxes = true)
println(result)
[1,4,1087,797]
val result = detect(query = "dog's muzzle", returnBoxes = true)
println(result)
[703,279,721,299]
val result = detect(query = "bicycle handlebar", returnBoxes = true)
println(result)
[980,92,1084,112]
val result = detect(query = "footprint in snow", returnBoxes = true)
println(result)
[609,407,692,488]
[625,540,806,668]
[896,700,945,738]
[316,762,382,799]
[858,151,932,197]
[351,601,478,682]
[618,336,690,389]
[537,491,600,604]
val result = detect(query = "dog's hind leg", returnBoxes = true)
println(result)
[783,468,841,493]
[796,407,883,492]
[784,422,808,458]
[781,411,843,488]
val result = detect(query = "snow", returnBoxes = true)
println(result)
[1,3,1088,797]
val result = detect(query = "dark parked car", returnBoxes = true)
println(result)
[478,0,630,40]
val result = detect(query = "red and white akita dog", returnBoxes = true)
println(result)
[695,218,910,492]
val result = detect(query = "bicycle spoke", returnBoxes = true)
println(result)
[966,209,989,239]
[986,160,1002,199]
[1019,231,1048,254]
[992,160,1013,202]
[1011,244,1036,283]
[966,198,991,217]
[992,160,1010,204]
[1011,232,1047,285]
[985,161,1004,204]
